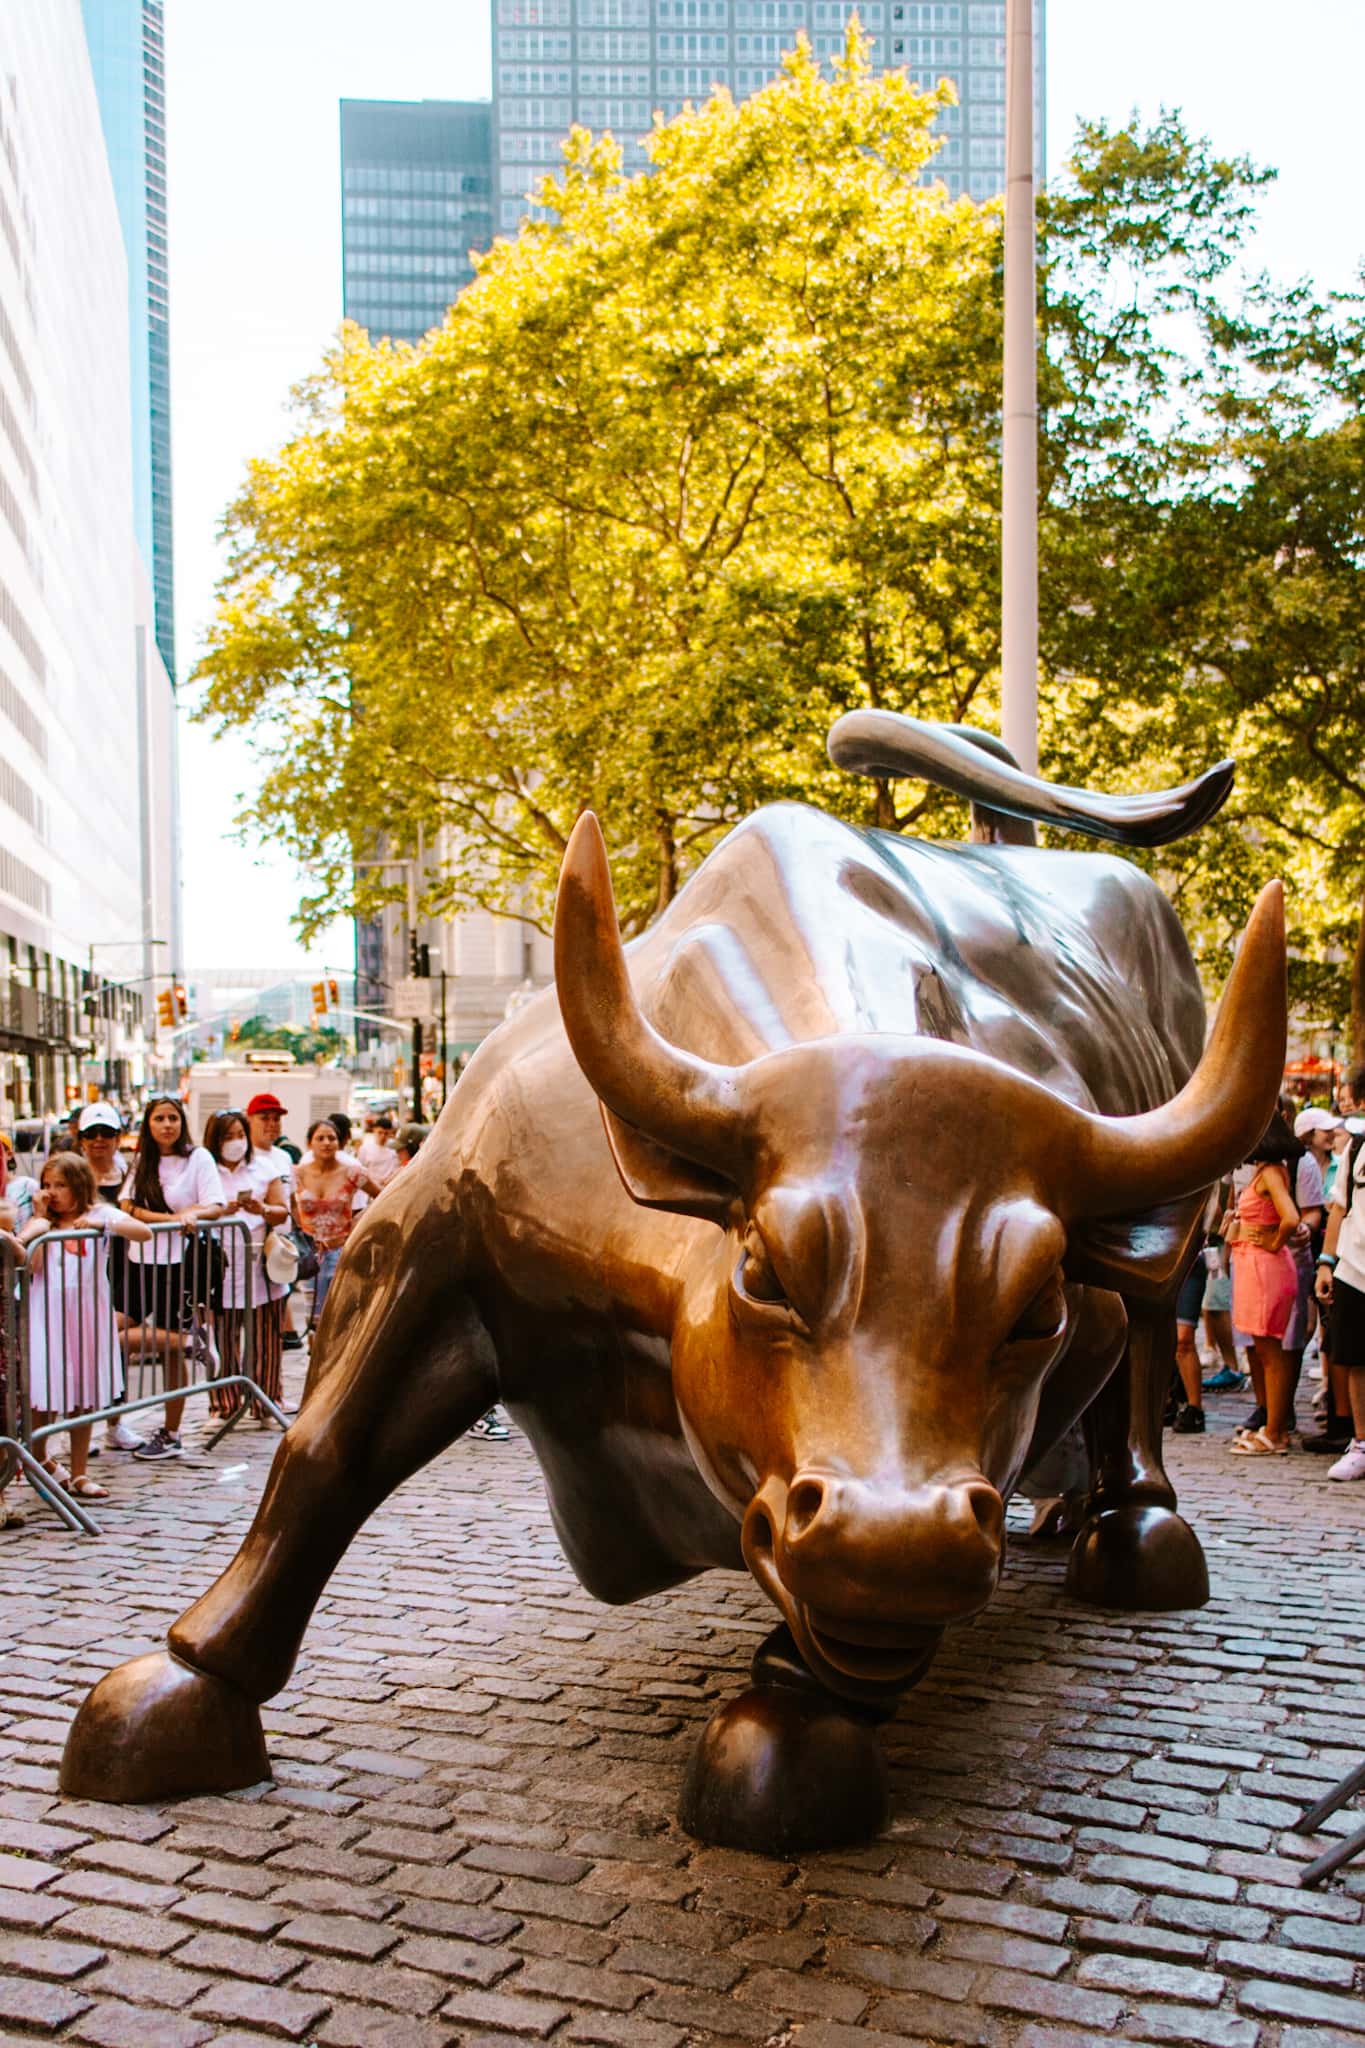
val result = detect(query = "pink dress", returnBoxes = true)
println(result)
[1229,1178,1297,1339]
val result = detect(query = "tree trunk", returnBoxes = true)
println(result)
[655,813,679,915]
[1352,887,1365,1067]
[873,778,896,831]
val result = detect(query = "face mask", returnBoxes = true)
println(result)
[221,1137,248,1164]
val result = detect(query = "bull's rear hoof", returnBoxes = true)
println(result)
[679,1684,888,1855]
[1066,1504,1209,1612]
[60,1650,270,1803]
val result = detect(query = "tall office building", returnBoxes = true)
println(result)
[493,0,1045,232]
[0,2,178,1115]
[80,0,176,688]
[341,99,494,347]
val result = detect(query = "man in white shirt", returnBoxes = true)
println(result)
[357,1115,400,1191]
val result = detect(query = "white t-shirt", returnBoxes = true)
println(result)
[123,1146,225,1263]
[218,1154,286,1307]
[254,1143,294,1201]
[357,1136,399,1188]
[1331,1140,1365,1294]
[1295,1153,1326,1213]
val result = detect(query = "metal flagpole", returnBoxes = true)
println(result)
[1001,0,1039,774]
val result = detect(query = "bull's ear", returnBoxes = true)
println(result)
[1063,1190,1207,1305]
[601,1106,739,1225]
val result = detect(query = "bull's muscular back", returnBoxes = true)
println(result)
[636,806,1205,1115]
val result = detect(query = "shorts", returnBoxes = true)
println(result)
[1330,1273,1365,1369]
[1176,1250,1206,1326]
[122,1261,185,1329]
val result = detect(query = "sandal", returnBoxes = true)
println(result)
[1228,1429,1289,1456]
[67,1475,109,1500]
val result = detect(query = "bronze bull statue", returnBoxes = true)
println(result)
[62,718,1286,1853]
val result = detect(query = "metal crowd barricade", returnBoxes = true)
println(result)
[0,1215,287,1536]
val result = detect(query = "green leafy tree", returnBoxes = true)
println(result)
[196,35,1365,1041]
[232,1016,345,1064]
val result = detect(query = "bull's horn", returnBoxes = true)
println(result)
[554,813,745,1172]
[1072,880,1287,1217]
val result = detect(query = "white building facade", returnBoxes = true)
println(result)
[0,3,176,1118]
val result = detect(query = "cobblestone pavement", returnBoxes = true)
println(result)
[1,1372,1363,2048]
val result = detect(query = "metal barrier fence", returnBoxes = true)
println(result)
[0,1215,287,1535]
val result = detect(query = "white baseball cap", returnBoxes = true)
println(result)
[77,1101,122,1135]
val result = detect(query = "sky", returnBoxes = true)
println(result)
[166,0,1365,970]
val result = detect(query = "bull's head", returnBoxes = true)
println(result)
[555,815,1285,1701]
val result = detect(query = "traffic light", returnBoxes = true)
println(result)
[156,988,175,1029]
[312,980,328,1014]
[327,976,339,1006]
[175,983,188,1020]
[409,936,430,978]
[228,1018,241,1044]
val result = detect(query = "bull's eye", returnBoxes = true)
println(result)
[737,1224,788,1305]
[1008,1276,1066,1344]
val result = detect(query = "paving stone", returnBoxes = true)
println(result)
[191,1978,333,2039]
[70,2003,216,2048]
[439,1984,571,2037]
[0,1974,94,2032]
[1236,1978,1365,2033]
[0,1928,107,1979]
[1075,1950,1225,2004]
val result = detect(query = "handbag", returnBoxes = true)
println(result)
[181,1224,226,1313]
[289,1228,320,1283]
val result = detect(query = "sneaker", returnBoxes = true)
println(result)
[1202,1367,1244,1391]
[1302,1427,1353,1455]
[1327,1439,1365,1482]
[468,1409,510,1442]
[282,1330,303,1351]
[105,1418,142,1451]
[132,1428,183,1462]
[1173,1404,1206,1434]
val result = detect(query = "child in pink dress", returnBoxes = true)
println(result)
[19,1155,151,1499]
[1226,1117,1301,1456]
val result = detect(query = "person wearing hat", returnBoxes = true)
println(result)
[1290,1107,1352,1452]
[246,1094,303,1350]
[75,1104,142,1453]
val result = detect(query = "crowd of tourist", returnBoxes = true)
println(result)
[0,1096,455,1525]
[1165,1066,1365,1482]
[4,1054,1364,1530]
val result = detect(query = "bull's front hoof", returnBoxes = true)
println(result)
[678,1683,889,1854]
[60,1650,270,1803]
[1065,1504,1209,1612]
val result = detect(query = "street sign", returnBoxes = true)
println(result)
[392,976,434,1022]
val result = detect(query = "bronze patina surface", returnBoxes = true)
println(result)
[62,720,1286,1852]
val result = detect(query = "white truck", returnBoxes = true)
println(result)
[185,1054,354,1146]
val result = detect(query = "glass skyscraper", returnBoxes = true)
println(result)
[340,100,494,347]
[493,0,1044,233]
[80,0,176,686]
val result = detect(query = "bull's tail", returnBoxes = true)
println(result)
[827,710,1233,850]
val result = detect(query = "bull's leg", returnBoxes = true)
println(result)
[679,1625,896,1854]
[1066,1299,1210,1611]
[60,1200,499,1802]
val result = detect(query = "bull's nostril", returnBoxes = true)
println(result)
[786,1476,827,1542]
[965,1483,1004,1541]
[746,1504,776,1559]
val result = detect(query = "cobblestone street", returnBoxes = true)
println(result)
[1,1374,1363,2048]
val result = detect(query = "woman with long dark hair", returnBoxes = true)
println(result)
[204,1108,288,1420]
[119,1095,224,1461]
[1225,1112,1301,1457]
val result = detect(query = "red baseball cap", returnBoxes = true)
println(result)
[246,1093,286,1116]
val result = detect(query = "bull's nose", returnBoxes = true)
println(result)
[777,1467,1004,1622]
